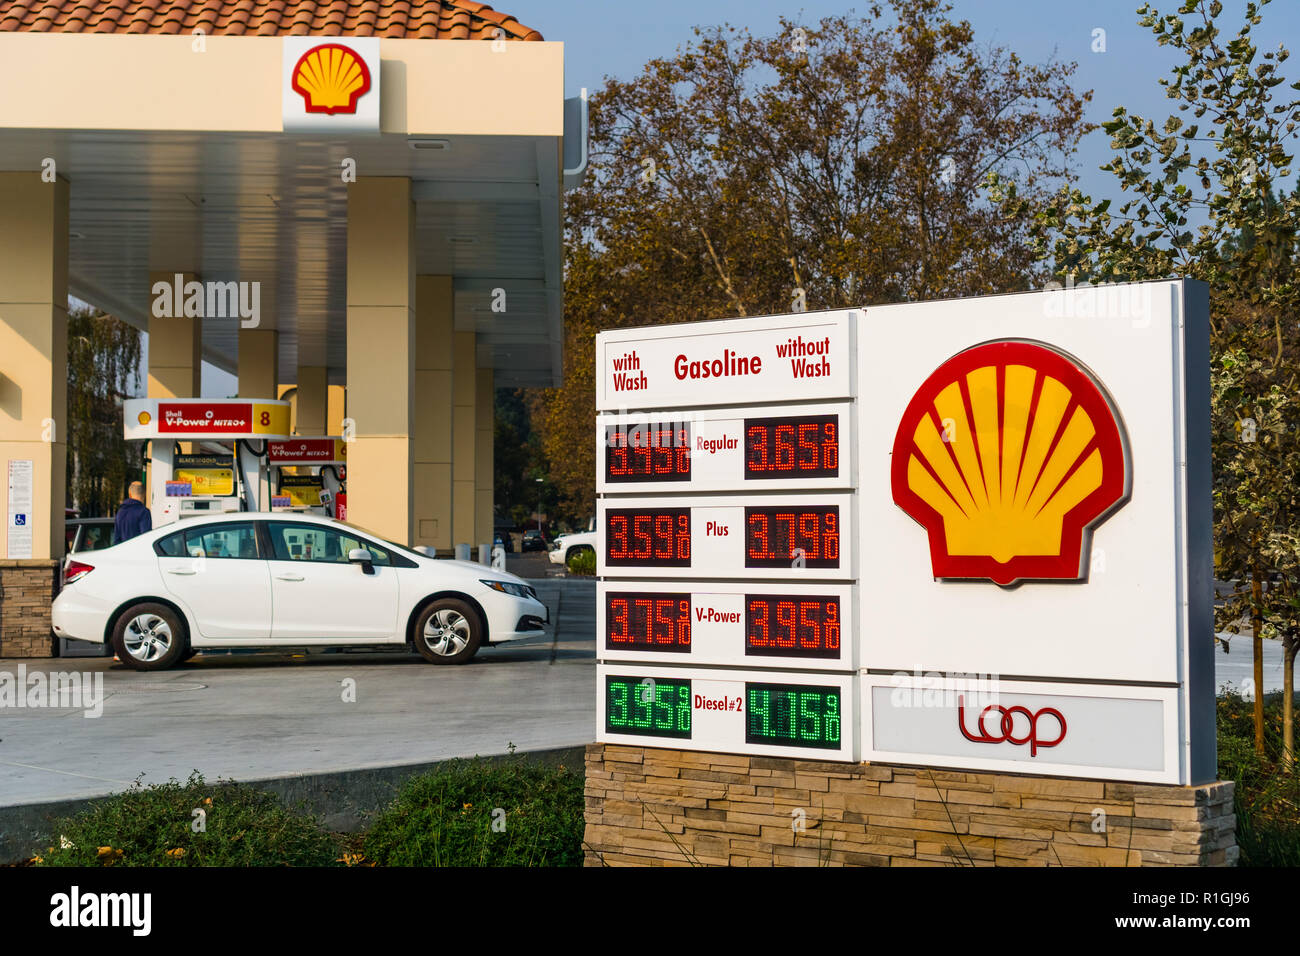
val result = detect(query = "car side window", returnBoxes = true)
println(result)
[156,531,186,557]
[178,523,260,559]
[268,523,392,566]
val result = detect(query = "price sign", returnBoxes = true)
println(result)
[596,312,854,410]
[596,403,853,493]
[598,494,853,580]
[597,664,856,761]
[595,311,861,764]
[597,582,855,669]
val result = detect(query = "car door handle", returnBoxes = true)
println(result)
[275,574,305,582]
[166,569,197,576]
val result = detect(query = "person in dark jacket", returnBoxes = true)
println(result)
[114,481,152,542]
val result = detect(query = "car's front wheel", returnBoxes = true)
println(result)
[111,603,188,671]
[413,599,482,665]
[567,544,595,564]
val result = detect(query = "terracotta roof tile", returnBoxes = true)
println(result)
[0,0,543,38]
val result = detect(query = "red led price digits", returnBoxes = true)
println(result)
[606,423,691,482]
[744,415,839,479]
[744,506,839,569]
[606,508,691,567]
[746,595,841,659]
[606,593,692,652]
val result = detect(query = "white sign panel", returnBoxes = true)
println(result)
[596,402,853,493]
[596,311,854,410]
[863,674,1179,784]
[857,281,1206,686]
[598,663,856,761]
[6,459,34,559]
[282,37,381,133]
[597,581,855,669]
[598,493,853,580]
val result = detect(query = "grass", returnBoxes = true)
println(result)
[361,755,584,866]
[32,756,586,868]
[1216,692,1300,866]
[34,771,342,867]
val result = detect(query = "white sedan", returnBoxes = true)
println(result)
[52,512,549,671]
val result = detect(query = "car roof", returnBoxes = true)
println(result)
[144,511,375,538]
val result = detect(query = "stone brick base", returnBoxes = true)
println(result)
[584,743,1238,867]
[0,560,59,658]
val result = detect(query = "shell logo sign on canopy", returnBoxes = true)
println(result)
[291,43,372,115]
[891,339,1131,586]
[282,37,381,133]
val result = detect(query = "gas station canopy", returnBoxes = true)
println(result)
[0,2,579,387]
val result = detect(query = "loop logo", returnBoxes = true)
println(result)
[957,695,1067,757]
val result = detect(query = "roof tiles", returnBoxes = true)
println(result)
[0,0,543,39]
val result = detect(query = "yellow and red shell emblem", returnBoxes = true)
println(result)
[891,340,1130,586]
[291,43,372,116]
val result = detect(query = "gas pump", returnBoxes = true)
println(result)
[123,398,292,526]
[266,437,347,519]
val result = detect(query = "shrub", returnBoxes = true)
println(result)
[1217,693,1300,866]
[35,772,342,867]
[567,548,596,576]
[362,756,584,866]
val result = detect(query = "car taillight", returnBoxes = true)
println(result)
[64,561,94,586]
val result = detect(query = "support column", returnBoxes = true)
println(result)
[475,367,494,550]
[452,330,477,548]
[296,366,327,436]
[147,271,202,399]
[414,276,454,552]
[0,173,68,564]
[346,178,415,544]
[238,329,278,399]
[327,385,346,437]
[148,271,202,461]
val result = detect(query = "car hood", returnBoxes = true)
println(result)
[431,559,533,587]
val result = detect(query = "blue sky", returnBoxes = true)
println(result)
[505,0,1299,203]
[201,0,1299,396]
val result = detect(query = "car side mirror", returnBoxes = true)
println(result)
[348,548,375,574]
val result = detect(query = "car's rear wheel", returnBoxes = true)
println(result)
[413,599,482,665]
[112,603,188,671]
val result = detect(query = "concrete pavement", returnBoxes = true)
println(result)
[0,579,597,808]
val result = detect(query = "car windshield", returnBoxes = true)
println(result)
[333,522,431,562]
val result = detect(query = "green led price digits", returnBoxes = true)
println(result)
[605,676,691,739]
[745,683,841,749]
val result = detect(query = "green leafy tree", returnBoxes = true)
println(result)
[535,0,1090,518]
[66,305,143,517]
[991,0,1300,762]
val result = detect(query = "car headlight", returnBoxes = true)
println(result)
[480,579,537,600]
